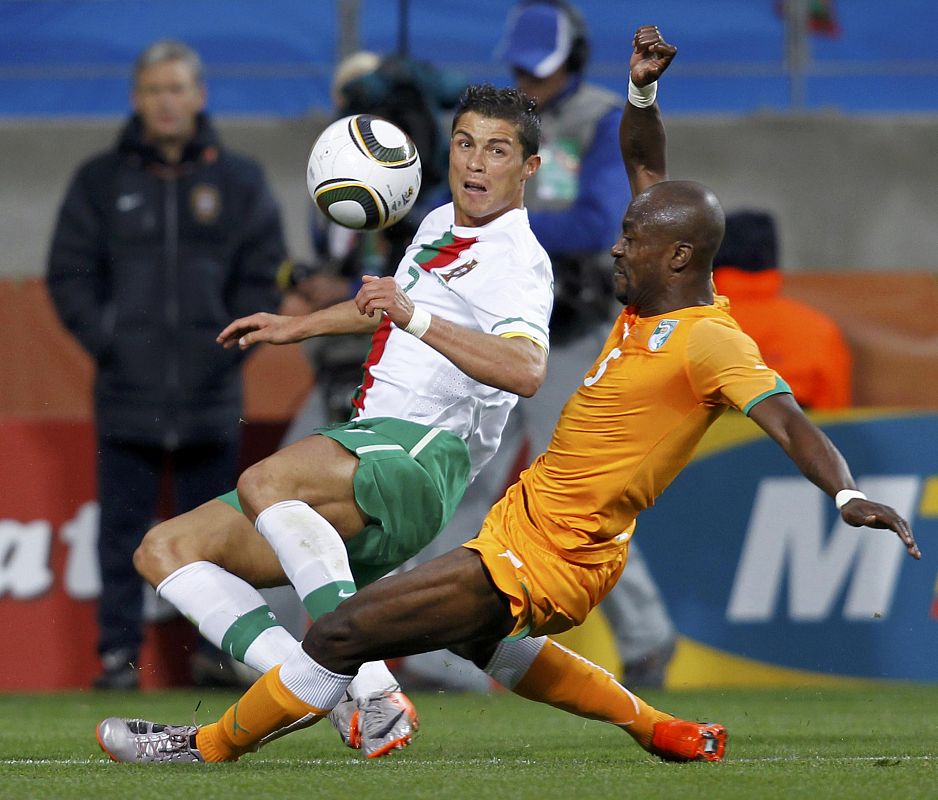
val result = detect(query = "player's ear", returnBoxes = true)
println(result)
[522,154,541,182]
[670,242,693,272]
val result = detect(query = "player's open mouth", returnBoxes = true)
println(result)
[463,181,486,193]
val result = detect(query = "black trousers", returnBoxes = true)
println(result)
[95,434,240,659]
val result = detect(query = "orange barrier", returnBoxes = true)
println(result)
[783,272,938,407]
[0,277,313,420]
[2,274,935,417]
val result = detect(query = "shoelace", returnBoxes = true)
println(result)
[134,726,197,761]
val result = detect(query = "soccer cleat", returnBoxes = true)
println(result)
[328,692,363,750]
[96,717,204,764]
[356,691,420,758]
[650,719,727,762]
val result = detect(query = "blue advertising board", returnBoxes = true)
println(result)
[637,411,938,682]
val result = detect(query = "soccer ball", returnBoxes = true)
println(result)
[307,114,422,231]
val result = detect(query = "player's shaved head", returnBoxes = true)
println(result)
[629,180,725,272]
[611,180,726,314]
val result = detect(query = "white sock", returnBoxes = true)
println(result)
[279,642,353,710]
[348,660,401,698]
[255,500,357,619]
[254,502,403,703]
[157,561,297,672]
[484,636,548,689]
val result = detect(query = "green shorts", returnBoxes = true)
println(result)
[218,416,470,587]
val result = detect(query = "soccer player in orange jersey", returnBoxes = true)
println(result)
[97,25,919,766]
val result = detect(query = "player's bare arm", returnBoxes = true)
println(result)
[217,298,381,350]
[357,275,546,397]
[748,393,921,559]
[620,25,677,195]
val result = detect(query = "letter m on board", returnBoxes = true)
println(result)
[726,476,919,622]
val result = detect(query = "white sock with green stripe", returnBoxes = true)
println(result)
[255,500,357,618]
[157,561,297,672]
[254,500,401,697]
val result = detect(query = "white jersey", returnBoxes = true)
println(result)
[352,202,553,480]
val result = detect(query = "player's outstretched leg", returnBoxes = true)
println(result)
[483,636,727,762]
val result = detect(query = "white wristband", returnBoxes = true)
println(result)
[835,489,867,510]
[628,78,658,108]
[404,306,432,339]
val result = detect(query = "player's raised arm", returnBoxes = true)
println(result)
[620,25,677,195]
[748,393,921,559]
[217,298,381,350]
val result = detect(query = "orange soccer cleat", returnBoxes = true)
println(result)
[650,719,727,762]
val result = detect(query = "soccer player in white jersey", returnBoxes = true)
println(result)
[128,84,552,757]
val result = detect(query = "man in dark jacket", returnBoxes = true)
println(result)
[47,40,286,689]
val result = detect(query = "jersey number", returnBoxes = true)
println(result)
[583,347,622,387]
[403,266,420,293]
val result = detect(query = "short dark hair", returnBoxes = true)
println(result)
[451,84,540,159]
[134,40,203,87]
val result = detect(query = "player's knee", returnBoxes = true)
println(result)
[134,519,191,586]
[236,459,287,520]
[450,639,499,670]
[302,607,369,672]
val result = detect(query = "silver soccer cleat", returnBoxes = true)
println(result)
[328,690,420,758]
[328,691,362,750]
[357,691,420,758]
[96,717,204,763]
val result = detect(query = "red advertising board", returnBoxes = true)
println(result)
[0,419,195,690]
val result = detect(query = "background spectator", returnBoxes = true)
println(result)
[714,210,853,410]
[46,39,286,689]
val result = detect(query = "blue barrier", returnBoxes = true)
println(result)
[1,0,936,116]
[637,410,938,681]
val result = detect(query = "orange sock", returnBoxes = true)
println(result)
[196,666,326,762]
[512,639,673,750]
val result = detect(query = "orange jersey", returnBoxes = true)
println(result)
[509,302,791,564]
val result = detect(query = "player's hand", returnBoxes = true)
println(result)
[355,275,416,329]
[840,498,921,560]
[630,25,677,87]
[216,312,310,350]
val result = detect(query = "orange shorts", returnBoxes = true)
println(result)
[462,489,627,639]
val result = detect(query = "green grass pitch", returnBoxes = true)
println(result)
[1,685,935,799]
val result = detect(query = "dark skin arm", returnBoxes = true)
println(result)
[619,26,677,195]
[748,393,920,559]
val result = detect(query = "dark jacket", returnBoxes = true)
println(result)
[47,113,285,448]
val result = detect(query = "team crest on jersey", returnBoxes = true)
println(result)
[648,319,679,351]
[440,259,478,283]
[190,184,221,224]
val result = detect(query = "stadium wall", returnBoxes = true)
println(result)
[3,114,937,282]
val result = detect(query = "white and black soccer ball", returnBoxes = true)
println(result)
[307,114,422,231]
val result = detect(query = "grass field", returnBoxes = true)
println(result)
[1,685,936,799]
